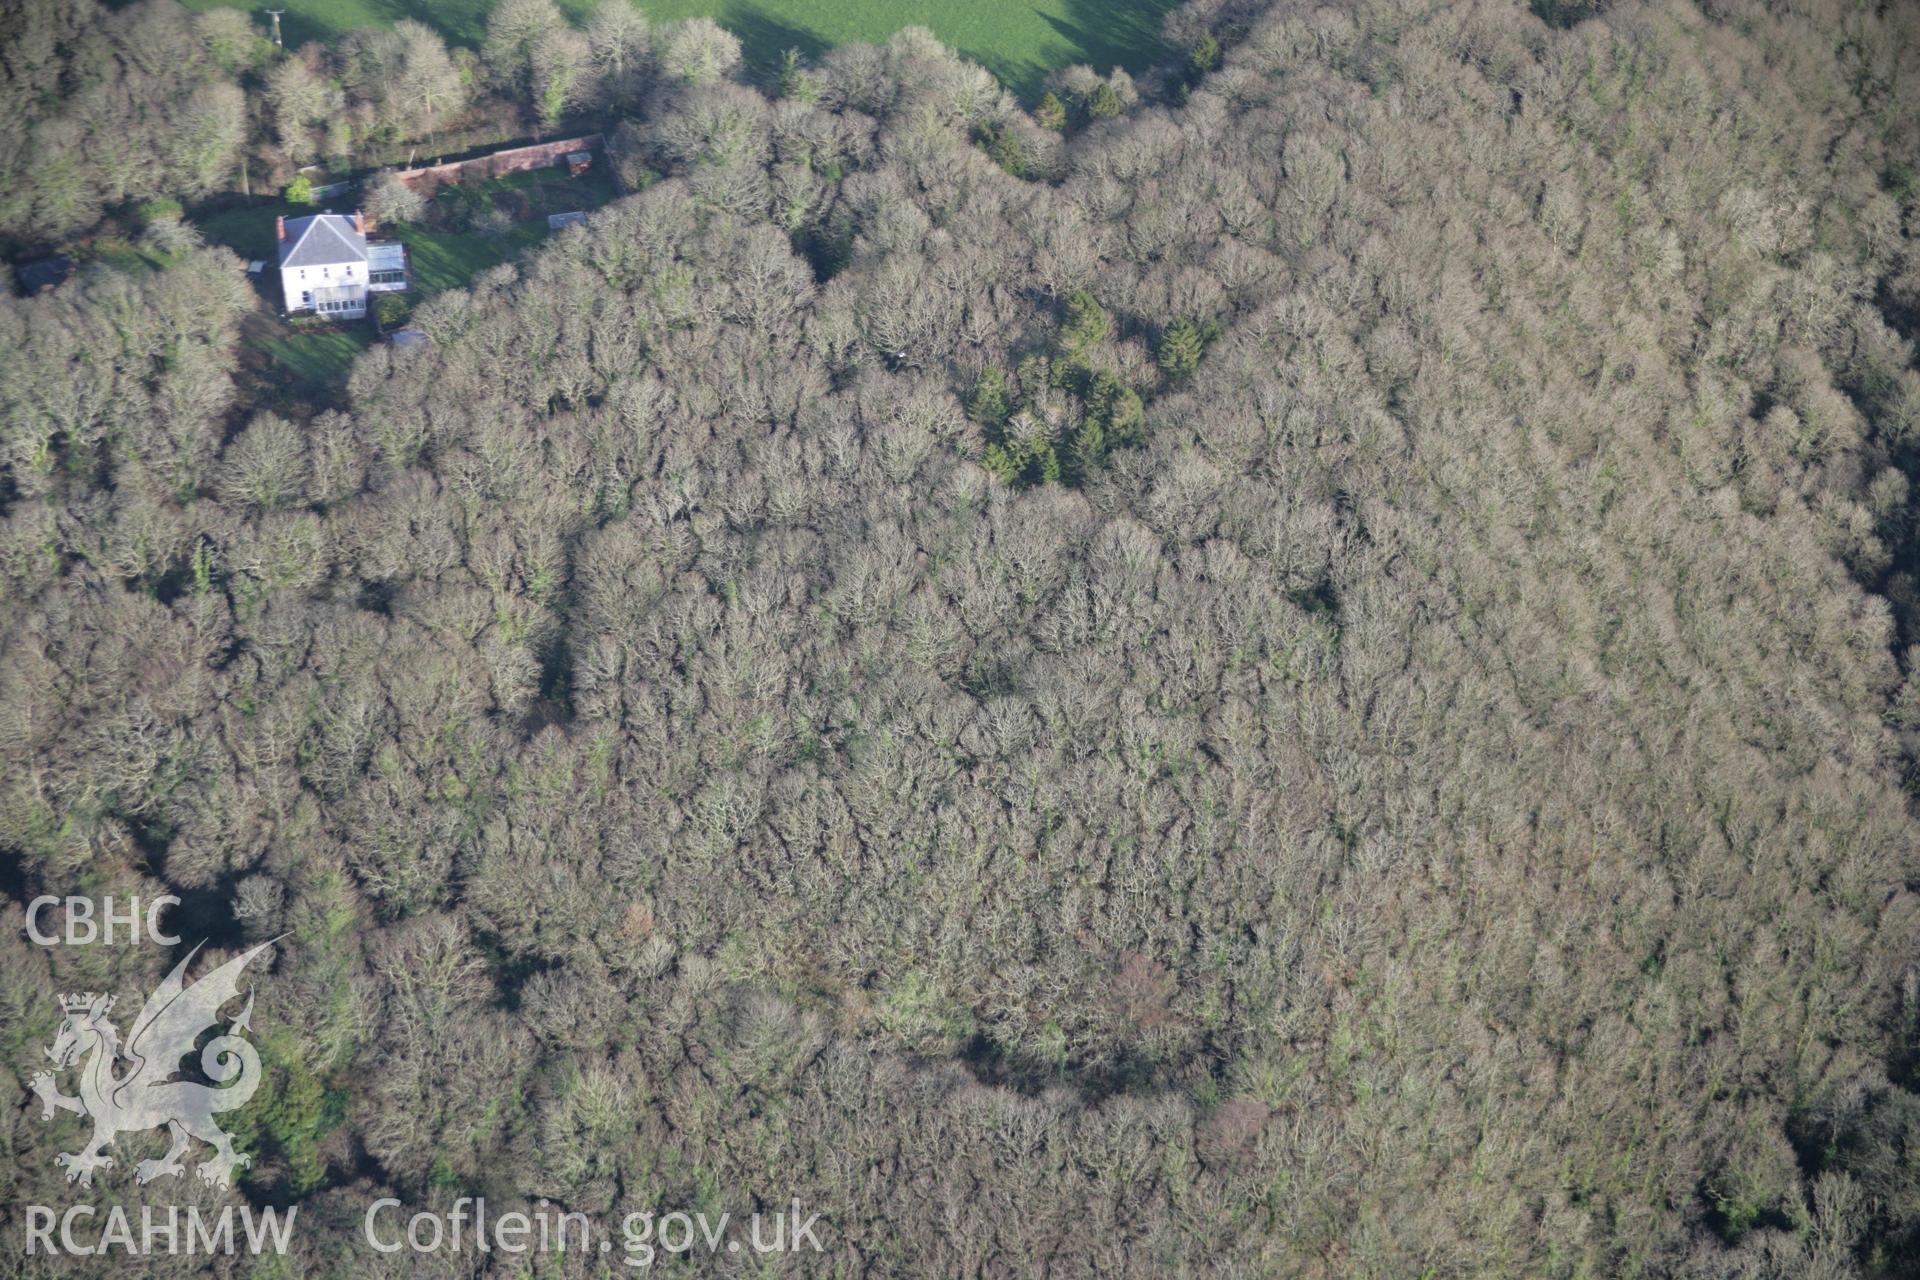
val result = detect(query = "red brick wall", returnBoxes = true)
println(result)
[392,134,604,196]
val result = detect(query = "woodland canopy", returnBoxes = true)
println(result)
[2,0,1919,1275]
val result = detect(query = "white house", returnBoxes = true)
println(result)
[277,212,409,319]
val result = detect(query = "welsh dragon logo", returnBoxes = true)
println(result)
[29,940,274,1190]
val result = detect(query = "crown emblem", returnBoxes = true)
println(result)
[32,941,275,1192]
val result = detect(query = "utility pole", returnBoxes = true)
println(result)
[264,8,284,49]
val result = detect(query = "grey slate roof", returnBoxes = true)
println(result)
[280,214,367,269]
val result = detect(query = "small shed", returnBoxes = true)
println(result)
[563,151,593,177]
[15,255,73,295]
[548,211,587,231]
[389,327,429,350]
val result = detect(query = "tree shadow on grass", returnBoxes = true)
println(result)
[252,0,539,52]
[720,5,835,77]
[968,0,1183,99]
[1038,0,1181,78]
[257,0,1179,102]
[710,0,1180,102]
[949,43,1061,103]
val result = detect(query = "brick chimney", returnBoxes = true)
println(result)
[275,216,285,240]
[353,212,365,235]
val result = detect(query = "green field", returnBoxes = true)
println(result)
[182,0,1178,97]
[183,0,574,49]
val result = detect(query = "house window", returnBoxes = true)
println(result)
[301,291,312,307]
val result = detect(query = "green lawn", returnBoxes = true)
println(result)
[258,326,375,396]
[198,199,313,265]
[407,163,619,290]
[404,222,549,292]
[182,0,1177,98]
